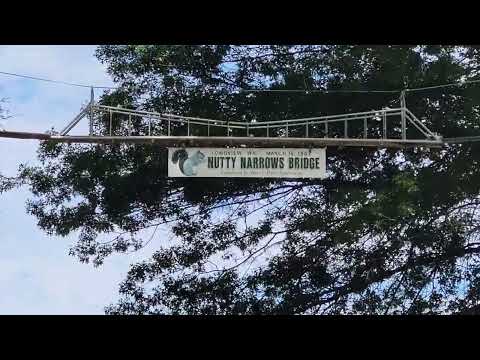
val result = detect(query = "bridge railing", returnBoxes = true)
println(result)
[85,104,439,142]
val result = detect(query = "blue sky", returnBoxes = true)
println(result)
[0,45,149,314]
[0,45,273,314]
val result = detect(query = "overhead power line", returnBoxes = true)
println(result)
[2,69,480,95]
[240,89,399,94]
[0,71,117,89]
[404,79,480,93]
[242,79,480,95]
[0,69,399,94]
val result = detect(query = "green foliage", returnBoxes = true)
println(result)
[8,45,480,314]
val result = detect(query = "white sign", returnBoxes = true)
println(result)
[168,148,326,178]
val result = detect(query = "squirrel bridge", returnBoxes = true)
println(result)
[0,90,444,149]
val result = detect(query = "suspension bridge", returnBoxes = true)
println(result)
[0,89,446,149]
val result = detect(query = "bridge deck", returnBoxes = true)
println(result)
[0,131,444,148]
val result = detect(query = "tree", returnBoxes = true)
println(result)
[5,45,480,314]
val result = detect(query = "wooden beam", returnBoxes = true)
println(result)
[49,135,444,148]
[0,130,51,140]
[0,131,445,148]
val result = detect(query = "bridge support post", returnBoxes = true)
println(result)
[400,90,406,140]
[109,110,113,136]
[383,110,387,139]
[89,87,94,136]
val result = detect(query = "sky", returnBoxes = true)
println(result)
[0,45,276,314]
[0,45,152,314]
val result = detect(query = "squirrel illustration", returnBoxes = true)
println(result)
[171,149,206,176]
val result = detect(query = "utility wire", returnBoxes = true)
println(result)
[1,69,397,94]
[242,79,480,95]
[405,79,480,93]
[0,71,117,89]
[2,68,480,95]
[0,69,400,94]
[240,89,399,94]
